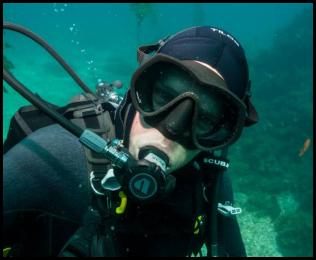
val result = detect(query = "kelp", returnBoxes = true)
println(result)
[129,3,157,44]
[193,3,205,26]
[129,3,155,27]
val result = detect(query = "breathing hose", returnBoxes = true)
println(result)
[3,22,95,96]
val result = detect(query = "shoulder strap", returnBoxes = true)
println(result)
[64,94,117,185]
[3,93,117,154]
[192,149,230,257]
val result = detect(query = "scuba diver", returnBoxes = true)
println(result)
[3,24,258,257]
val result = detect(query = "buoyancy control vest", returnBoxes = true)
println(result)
[3,92,244,257]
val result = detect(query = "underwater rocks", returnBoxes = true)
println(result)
[274,212,312,256]
[275,192,299,216]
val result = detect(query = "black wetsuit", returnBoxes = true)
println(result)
[3,124,246,257]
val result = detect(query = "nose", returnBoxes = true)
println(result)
[163,98,194,138]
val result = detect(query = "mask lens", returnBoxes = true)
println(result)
[133,62,197,112]
[152,64,197,111]
[194,88,227,136]
[195,101,242,148]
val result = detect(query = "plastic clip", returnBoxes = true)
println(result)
[115,191,127,215]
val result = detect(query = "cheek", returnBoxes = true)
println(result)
[128,112,160,157]
[167,148,200,173]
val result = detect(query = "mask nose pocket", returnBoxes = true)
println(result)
[163,98,194,138]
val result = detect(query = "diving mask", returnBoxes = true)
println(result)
[130,54,247,151]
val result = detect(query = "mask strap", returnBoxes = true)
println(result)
[243,80,259,126]
[136,35,170,65]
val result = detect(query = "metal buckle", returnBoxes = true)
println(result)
[217,201,242,217]
[73,103,103,118]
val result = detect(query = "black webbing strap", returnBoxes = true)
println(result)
[186,170,207,256]
[58,202,118,257]
[137,43,160,64]
[194,149,230,257]
[88,193,120,257]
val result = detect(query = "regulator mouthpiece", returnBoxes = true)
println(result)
[138,146,169,172]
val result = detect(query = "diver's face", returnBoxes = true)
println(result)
[128,111,200,174]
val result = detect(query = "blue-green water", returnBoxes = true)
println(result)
[3,3,313,257]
